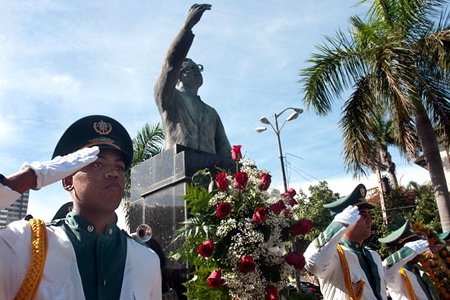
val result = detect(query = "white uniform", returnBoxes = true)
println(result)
[304,222,415,300]
[386,267,434,300]
[0,185,162,300]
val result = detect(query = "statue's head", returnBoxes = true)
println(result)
[178,58,203,89]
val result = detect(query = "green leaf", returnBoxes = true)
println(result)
[260,264,281,283]
[183,183,213,214]
[260,225,272,242]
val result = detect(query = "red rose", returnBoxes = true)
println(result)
[290,219,314,236]
[258,172,272,190]
[216,172,229,191]
[288,198,298,207]
[198,240,214,257]
[234,172,249,189]
[283,188,297,206]
[270,200,286,215]
[285,251,306,270]
[231,145,242,161]
[217,202,232,218]
[252,207,267,224]
[266,285,279,300]
[284,188,296,198]
[239,254,256,273]
[283,210,293,218]
[208,269,225,288]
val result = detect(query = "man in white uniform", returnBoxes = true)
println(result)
[0,115,162,299]
[304,184,429,300]
[379,220,438,300]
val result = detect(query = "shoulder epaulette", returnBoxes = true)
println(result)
[314,222,345,249]
[384,246,415,268]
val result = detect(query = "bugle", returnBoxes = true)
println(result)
[131,224,152,242]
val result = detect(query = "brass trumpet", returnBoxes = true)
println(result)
[131,224,152,242]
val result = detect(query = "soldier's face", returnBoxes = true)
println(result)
[68,148,126,213]
[347,208,372,242]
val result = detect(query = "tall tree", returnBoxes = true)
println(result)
[299,0,450,230]
[122,122,164,229]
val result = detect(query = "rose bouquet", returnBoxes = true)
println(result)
[172,146,313,300]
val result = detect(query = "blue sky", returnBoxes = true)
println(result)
[0,0,431,224]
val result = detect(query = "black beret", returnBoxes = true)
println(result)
[52,115,133,169]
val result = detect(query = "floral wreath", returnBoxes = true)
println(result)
[171,145,313,299]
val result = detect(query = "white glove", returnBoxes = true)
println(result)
[21,146,99,190]
[404,239,430,255]
[333,205,361,228]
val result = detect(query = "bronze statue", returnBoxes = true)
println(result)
[154,4,231,157]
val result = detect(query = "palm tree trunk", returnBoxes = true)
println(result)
[415,112,450,231]
[383,151,398,188]
[376,167,389,225]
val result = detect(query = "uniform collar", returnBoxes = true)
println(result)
[403,264,415,272]
[340,237,364,250]
[65,210,119,236]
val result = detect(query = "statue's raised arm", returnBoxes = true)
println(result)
[154,4,231,158]
[183,4,211,31]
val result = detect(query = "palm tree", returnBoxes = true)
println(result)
[341,79,415,187]
[341,84,421,224]
[122,122,164,229]
[299,0,450,230]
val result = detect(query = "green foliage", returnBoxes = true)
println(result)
[183,273,230,300]
[183,183,214,215]
[368,182,441,256]
[294,181,336,251]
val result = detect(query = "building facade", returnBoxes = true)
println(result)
[0,191,29,226]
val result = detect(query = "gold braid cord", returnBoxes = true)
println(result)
[337,244,365,300]
[399,268,419,300]
[14,219,49,300]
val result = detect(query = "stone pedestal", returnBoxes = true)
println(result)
[130,145,234,298]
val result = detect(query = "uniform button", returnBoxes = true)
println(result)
[87,225,94,233]
[103,280,107,286]
[108,228,113,235]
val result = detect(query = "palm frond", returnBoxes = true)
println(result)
[340,76,380,178]
[172,215,216,242]
[132,122,164,167]
[299,29,367,115]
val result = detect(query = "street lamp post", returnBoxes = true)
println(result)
[274,114,288,192]
[256,107,304,293]
[256,107,303,192]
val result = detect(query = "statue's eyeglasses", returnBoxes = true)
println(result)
[183,64,203,73]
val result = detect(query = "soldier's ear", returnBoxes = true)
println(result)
[62,176,74,191]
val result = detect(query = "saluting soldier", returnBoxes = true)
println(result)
[379,220,438,300]
[0,115,161,299]
[304,184,429,300]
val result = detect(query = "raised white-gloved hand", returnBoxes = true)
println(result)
[333,205,361,228]
[404,239,430,255]
[21,146,99,190]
